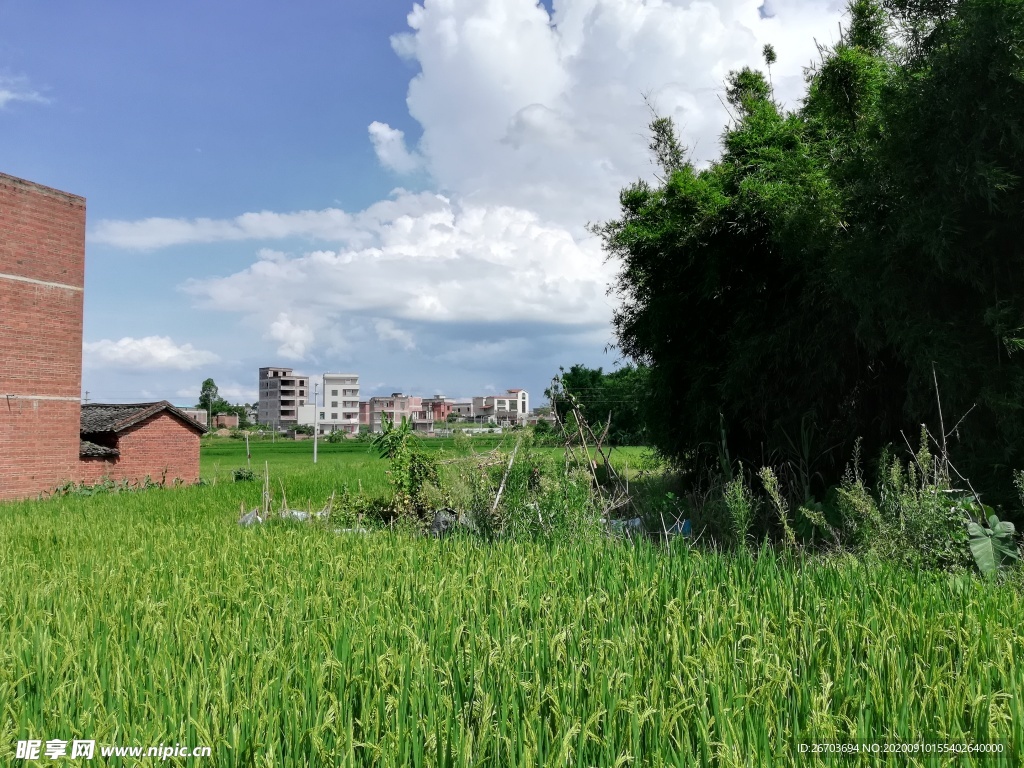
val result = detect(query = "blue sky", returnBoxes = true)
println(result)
[0,0,844,408]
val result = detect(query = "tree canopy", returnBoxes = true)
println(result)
[196,378,252,428]
[547,364,650,446]
[597,0,1024,507]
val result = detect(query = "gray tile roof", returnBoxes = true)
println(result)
[80,401,208,435]
[79,440,119,458]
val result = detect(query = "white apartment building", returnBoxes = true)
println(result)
[316,373,360,436]
[258,367,309,429]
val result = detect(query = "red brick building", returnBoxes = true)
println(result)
[0,172,205,500]
[0,173,86,501]
[79,402,205,485]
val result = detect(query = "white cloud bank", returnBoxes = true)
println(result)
[83,336,219,370]
[93,0,846,366]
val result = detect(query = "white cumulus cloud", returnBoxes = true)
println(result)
[266,312,315,360]
[368,121,423,173]
[182,191,611,339]
[83,336,219,371]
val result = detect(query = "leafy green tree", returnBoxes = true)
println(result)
[195,378,252,428]
[598,0,1024,509]
[197,379,220,414]
[547,364,650,445]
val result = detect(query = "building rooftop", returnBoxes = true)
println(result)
[81,401,208,435]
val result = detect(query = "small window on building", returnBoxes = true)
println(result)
[331,413,338,420]
[320,412,325,420]
[331,401,338,408]
[332,389,338,396]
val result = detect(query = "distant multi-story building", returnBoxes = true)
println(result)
[362,393,430,433]
[421,395,454,423]
[471,389,530,426]
[258,367,309,429]
[316,373,360,436]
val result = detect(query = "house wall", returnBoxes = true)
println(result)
[212,413,239,428]
[79,412,202,486]
[0,173,86,501]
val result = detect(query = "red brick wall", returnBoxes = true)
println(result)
[79,413,202,486]
[0,173,86,501]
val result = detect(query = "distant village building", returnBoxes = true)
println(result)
[354,390,529,434]
[257,367,308,429]
[180,408,238,430]
[421,396,453,423]
[318,373,360,436]
[362,393,427,433]
[211,413,239,429]
[0,172,205,500]
[471,389,530,426]
[179,408,209,427]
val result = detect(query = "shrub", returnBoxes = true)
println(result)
[834,432,971,571]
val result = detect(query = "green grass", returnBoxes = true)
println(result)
[0,440,1021,766]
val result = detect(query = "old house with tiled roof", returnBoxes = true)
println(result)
[78,402,206,485]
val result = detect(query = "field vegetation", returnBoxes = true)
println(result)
[1,436,1022,766]
[6,430,1017,768]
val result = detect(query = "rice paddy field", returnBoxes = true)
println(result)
[1,437,1022,766]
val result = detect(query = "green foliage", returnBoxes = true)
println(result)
[371,414,438,517]
[758,467,798,548]
[648,115,686,177]
[599,0,1024,514]
[48,476,165,497]
[832,433,976,570]
[196,377,253,428]
[532,418,553,437]
[231,467,256,483]
[547,364,649,446]
[968,512,1020,577]
[722,474,757,547]
[197,378,219,413]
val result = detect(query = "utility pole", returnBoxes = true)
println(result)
[313,382,319,464]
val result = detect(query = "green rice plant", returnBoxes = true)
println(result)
[1,488,1022,766]
[2,439,1020,766]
